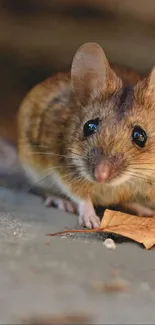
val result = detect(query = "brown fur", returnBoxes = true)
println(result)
[17,42,155,214]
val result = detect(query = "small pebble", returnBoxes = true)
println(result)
[13,231,17,236]
[103,238,116,249]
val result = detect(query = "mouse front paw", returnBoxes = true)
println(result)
[44,195,77,214]
[78,200,100,229]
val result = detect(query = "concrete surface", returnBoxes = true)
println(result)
[0,151,154,325]
[0,185,155,324]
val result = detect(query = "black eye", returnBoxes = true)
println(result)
[83,118,99,138]
[132,125,147,148]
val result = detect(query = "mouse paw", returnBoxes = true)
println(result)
[78,200,100,229]
[44,195,77,214]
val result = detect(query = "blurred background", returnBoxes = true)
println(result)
[1,0,155,144]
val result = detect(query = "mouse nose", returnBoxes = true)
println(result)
[94,162,112,183]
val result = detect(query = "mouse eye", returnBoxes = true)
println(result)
[132,125,147,148]
[83,118,99,138]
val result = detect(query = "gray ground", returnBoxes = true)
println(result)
[0,162,155,324]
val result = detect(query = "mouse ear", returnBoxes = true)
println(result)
[71,42,122,106]
[134,66,155,105]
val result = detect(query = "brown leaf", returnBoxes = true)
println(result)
[47,209,155,249]
[101,209,155,249]
[47,228,101,237]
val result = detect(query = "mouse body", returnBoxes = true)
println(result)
[17,42,155,228]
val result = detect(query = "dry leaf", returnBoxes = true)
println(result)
[47,209,155,249]
[101,209,155,249]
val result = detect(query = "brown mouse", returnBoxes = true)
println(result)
[17,42,155,228]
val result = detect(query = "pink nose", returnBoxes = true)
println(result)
[94,162,111,183]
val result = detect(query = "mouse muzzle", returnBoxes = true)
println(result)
[94,161,120,182]
[88,147,125,183]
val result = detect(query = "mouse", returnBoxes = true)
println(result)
[17,42,155,228]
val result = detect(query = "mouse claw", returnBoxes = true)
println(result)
[78,200,100,229]
[78,214,100,229]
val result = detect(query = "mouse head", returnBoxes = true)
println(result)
[66,42,155,189]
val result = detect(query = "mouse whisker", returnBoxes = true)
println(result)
[26,166,70,192]
[23,151,86,162]
[130,171,155,186]
[42,163,81,173]
[127,169,151,177]
[130,167,155,172]
[122,169,150,182]
[19,143,83,157]
[125,170,154,184]
[128,167,155,180]
[19,144,50,149]
[27,164,86,193]
[25,151,75,159]
[121,172,135,187]
[67,149,87,160]
[131,168,155,172]
[130,162,155,165]
[19,144,87,163]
